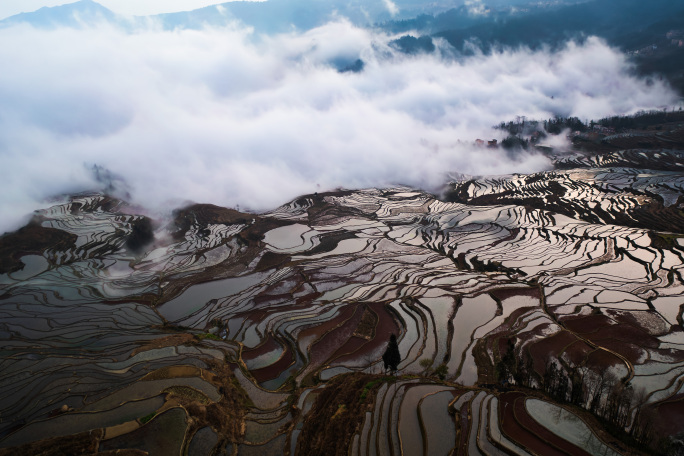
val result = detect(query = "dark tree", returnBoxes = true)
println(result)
[557,374,569,402]
[569,367,586,406]
[125,217,154,253]
[543,359,559,395]
[501,135,529,150]
[389,35,436,55]
[433,364,448,380]
[382,334,401,374]
[519,355,536,388]
[496,338,516,384]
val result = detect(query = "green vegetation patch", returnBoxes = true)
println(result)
[359,377,394,403]
[139,412,156,424]
[649,231,683,249]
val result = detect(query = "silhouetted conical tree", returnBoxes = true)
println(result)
[382,334,401,374]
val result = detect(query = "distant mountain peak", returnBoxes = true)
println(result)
[0,0,116,28]
[32,0,109,13]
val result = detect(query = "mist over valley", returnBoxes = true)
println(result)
[1,1,684,455]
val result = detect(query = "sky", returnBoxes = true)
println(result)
[0,0,265,19]
[0,10,679,233]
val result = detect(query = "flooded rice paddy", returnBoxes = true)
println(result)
[2,151,684,454]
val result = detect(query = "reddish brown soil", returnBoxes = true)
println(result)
[654,395,684,437]
[591,339,646,366]
[295,291,322,306]
[585,349,625,374]
[141,365,202,381]
[254,251,292,271]
[329,336,368,363]
[487,227,521,249]
[489,286,540,302]
[298,305,358,349]
[648,346,684,363]
[308,305,365,368]
[607,310,670,337]
[528,330,581,372]
[562,314,616,335]
[331,303,400,364]
[242,310,266,327]
[558,340,595,367]
[513,395,593,456]
[249,340,294,383]
[583,325,659,350]
[499,392,566,456]
[482,307,541,360]
[500,392,592,456]
[242,334,282,362]
[508,307,540,329]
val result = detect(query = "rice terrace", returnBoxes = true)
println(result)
[1,110,684,455]
[1,0,684,455]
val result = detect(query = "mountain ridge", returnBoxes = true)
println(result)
[0,0,117,28]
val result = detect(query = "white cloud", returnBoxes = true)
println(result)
[97,0,268,17]
[0,1,267,20]
[0,1,69,20]
[465,0,488,15]
[381,0,399,17]
[0,21,677,233]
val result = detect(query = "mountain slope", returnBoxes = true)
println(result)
[0,0,117,28]
[435,0,684,51]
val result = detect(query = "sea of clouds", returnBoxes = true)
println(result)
[0,19,677,232]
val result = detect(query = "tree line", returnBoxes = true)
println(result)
[496,109,684,139]
[495,339,670,452]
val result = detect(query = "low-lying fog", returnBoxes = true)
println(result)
[0,19,677,232]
